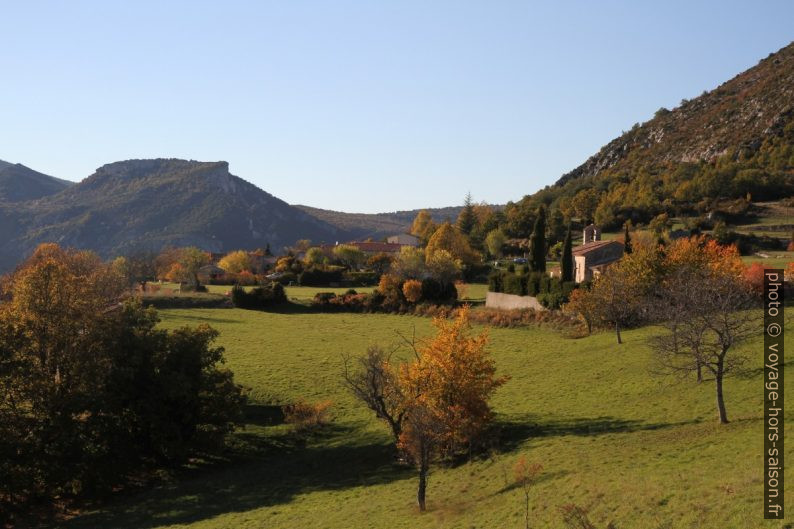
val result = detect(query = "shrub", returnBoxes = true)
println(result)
[283,399,333,434]
[502,272,525,295]
[487,270,502,292]
[231,283,287,310]
[402,279,423,303]
[299,266,344,286]
[421,278,458,303]
[346,271,379,286]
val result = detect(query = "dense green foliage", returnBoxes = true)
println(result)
[488,268,577,309]
[231,283,287,309]
[0,246,245,520]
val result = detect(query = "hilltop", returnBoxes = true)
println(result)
[0,161,73,202]
[0,159,346,271]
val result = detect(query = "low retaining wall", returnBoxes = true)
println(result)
[485,291,545,311]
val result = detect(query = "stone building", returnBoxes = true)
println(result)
[572,225,623,283]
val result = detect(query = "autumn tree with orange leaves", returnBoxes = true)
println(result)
[345,307,506,511]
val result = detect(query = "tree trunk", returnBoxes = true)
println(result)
[615,322,622,344]
[417,461,428,511]
[715,369,729,424]
[696,361,703,383]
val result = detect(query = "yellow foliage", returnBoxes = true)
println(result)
[425,223,480,265]
[218,250,252,274]
[398,306,507,456]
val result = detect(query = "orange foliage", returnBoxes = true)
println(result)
[402,279,423,303]
[743,262,768,293]
[665,236,744,279]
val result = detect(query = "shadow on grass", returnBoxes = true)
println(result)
[63,424,408,529]
[494,415,694,453]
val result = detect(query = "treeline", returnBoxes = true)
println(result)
[0,244,246,521]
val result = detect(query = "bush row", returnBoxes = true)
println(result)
[230,283,287,309]
[488,270,577,309]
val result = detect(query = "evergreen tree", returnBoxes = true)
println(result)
[623,223,632,254]
[457,192,477,235]
[561,225,573,282]
[529,205,546,272]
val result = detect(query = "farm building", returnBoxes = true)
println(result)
[572,225,623,283]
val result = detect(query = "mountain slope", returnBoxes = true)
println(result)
[514,42,794,230]
[0,159,345,271]
[293,205,466,240]
[0,162,73,202]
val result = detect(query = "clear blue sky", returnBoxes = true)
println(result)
[1,1,792,213]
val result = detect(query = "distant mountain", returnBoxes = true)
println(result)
[0,159,345,271]
[512,42,794,230]
[0,162,73,202]
[293,205,467,240]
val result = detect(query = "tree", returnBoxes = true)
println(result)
[303,247,326,266]
[560,225,573,282]
[345,308,506,511]
[425,222,480,265]
[398,307,507,510]
[649,237,753,423]
[367,252,394,276]
[391,247,427,280]
[529,205,546,272]
[514,457,543,529]
[623,222,633,254]
[564,287,597,334]
[333,244,365,270]
[218,250,253,274]
[485,229,506,259]
[411,210,437,244]
[456,192,477,235]
[425,250,462,284]
[402,279,423,303]
[588,265,641,344]
[0,244,245,508]
[343,346,405,442]
[179,247,210,287]
[571,189,600,223]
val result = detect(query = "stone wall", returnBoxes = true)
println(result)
[485,291,545,311]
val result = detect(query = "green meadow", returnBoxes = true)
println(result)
[63,306,793,529]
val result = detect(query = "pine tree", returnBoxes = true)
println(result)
[561,225,573,282]
[529,205,546,272]
[457,192,477,235]
[623,223,632,254]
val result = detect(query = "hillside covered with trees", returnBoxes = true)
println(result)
[502,42,794,234]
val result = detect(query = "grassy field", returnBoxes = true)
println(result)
[62,306,793,529]
[154,283,488,303]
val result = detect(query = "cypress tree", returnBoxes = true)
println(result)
[561,225,573,282]
[529,205,546,272]
[623,223,632,254]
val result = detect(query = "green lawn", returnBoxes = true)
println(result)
[63,308,793,529]
[741,251,794,269]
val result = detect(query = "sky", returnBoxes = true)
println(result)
[1,1,793,213]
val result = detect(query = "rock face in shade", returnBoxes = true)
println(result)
[0,158,345,271]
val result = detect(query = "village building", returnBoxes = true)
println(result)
[572,224,623,283]
[386,233,420,246]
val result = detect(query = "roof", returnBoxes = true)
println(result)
[348,241,404,253]
[572,240,623,256]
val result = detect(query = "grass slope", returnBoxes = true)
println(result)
[64,309,793,529]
